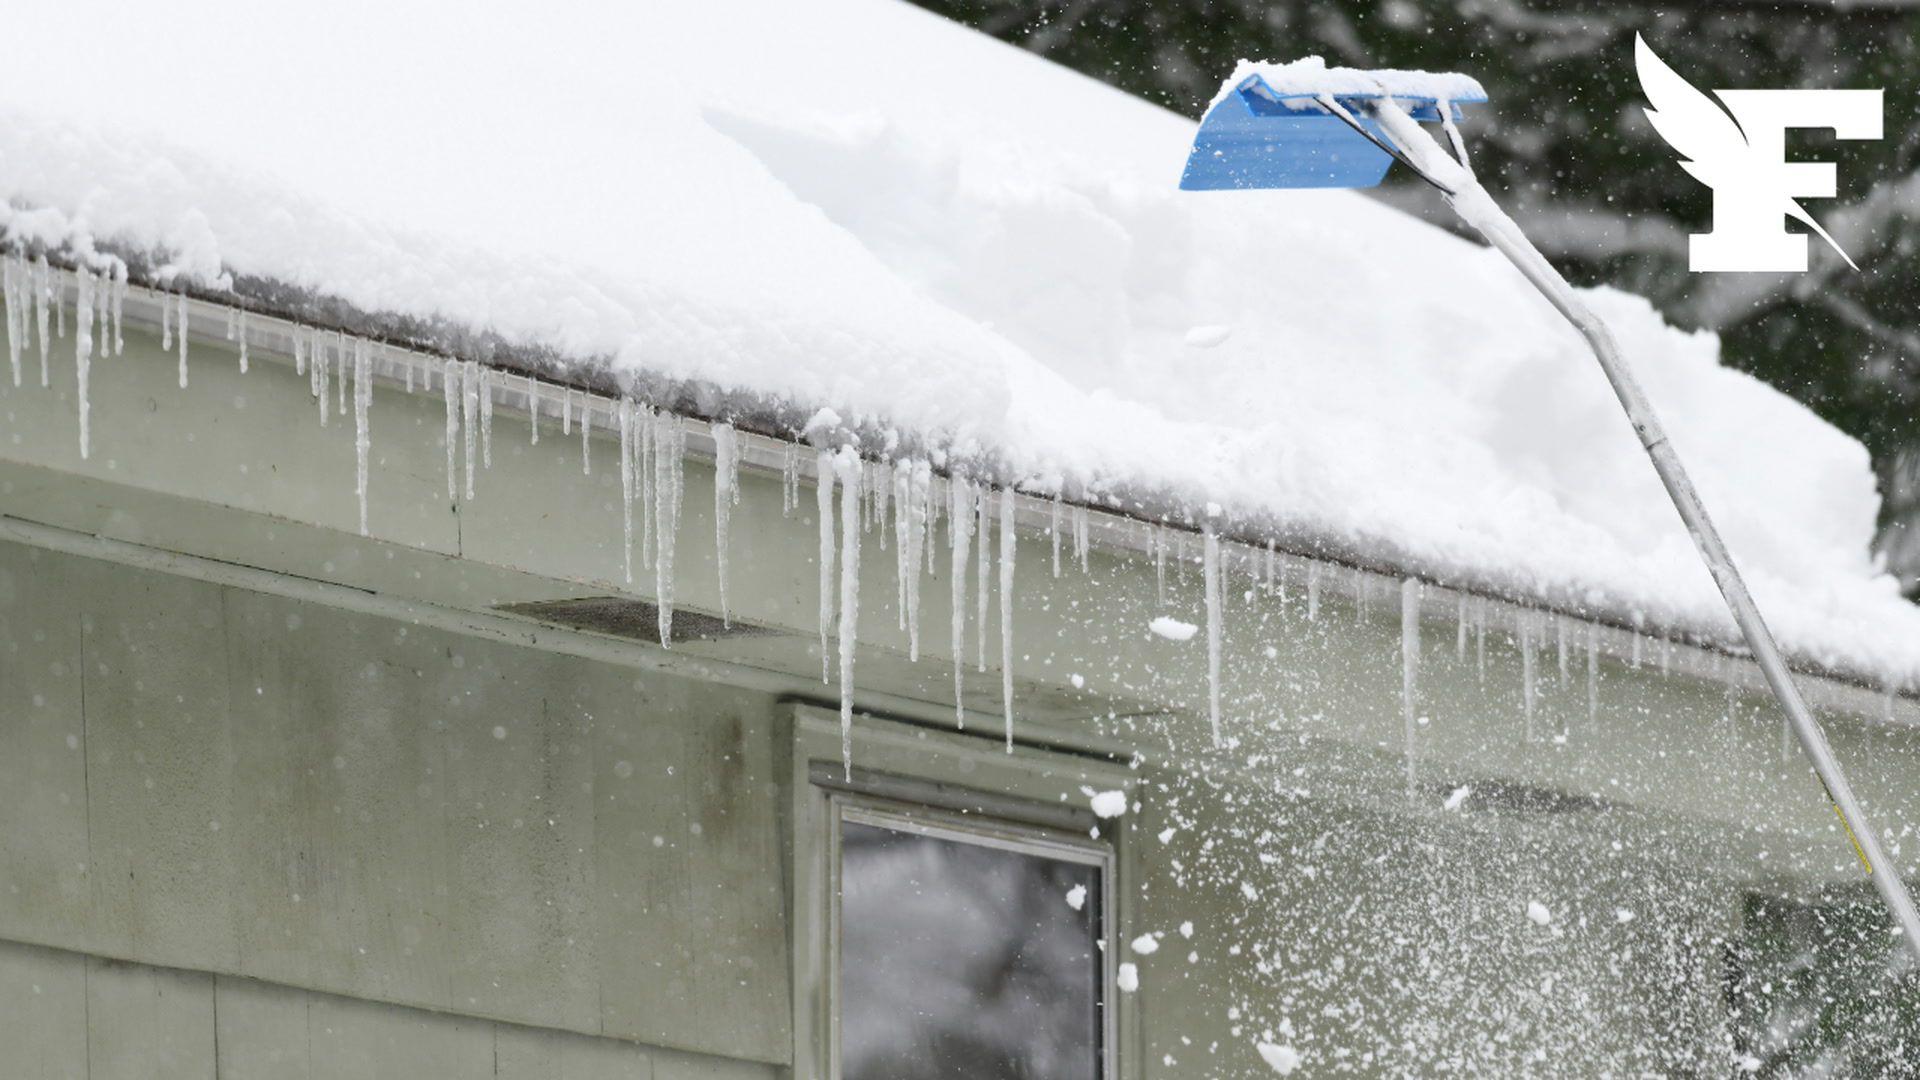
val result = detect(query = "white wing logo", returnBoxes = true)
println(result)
[1636,33,1879,273]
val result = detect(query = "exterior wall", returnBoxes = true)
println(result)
[0,936,756,1080]
[0,540,789,1069]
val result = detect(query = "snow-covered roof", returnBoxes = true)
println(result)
[1,0,1916,688]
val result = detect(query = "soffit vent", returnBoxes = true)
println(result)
[498,597,782,645]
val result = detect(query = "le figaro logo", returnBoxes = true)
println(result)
[1636,34,1880,273]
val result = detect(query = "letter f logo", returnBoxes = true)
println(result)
[1636,34,1881,272]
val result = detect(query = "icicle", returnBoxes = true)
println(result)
[479,368,494,467]
[619,400,635,584]
[442,358,459,500]
[1000,486,1017,753]
[111,267,125,356]
[405,354,415,394]
[779,443,797,516]
[872,461,891,549]
[653,414,685,645]
[237,310,249,373]
[1051,498,1062,578]
[294,327,307,376]
[353,339,371,536]
[1401,578,1421,791]
[579,397,592,475]
[55,276,63,339]
[1203,525,1223,748]
[712,421,738,626]
[336,335,349,416]
[1456,595,1468,662]
[526,375,539,445]
[1468,600,1483,685]
[836,447,862,776]
[460,361,478,498]
[74,270,94,460]
[817,449,837,683]
[175,293,189,388]
[1521,616,1537,741]
[96,279,109,369]
[924,472,941,576]
[1074,506,1090,574]
[562,387,572,435]
[1307,563,1321,622]
[4,257,21,387]
[950,476,975,727]
[638,406,654,571]
[34,257,51,387]
[976,487,991,673]
[1154,527,1168,603]
[905,460,928,660]
[1587,628,1599,728]
[894,464,913,628]
[315,333,331,426]
[1556,617,1569,686]
[1264,541,1275,597]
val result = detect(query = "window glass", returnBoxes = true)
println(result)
[1728,889,1920,1077]
[838,812,1105,1080]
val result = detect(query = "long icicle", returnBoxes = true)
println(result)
[111,266,125,356]
[976,487,990,673]
[905,460,928,660]
[176,292,189,388]
[74,269,94,460]
[3,257,20,387]
[816,448,836,683]
[712,422,738,626]
[579,395,592,475]
[837,447,861,777]
[1000,486,1016,753]
[442,357,459,499]
[894,463,912,630]
[353,339,371,535]
[461,361,478,499]
[33,257,50,387]
[619,399,635,583]
[654,413,685,645]
[526,374,539,445]
[950,475,974,727]
[237,310,249,373]
[639,405,654,571]
[479,367,494,468]
[1203,524,1223,748]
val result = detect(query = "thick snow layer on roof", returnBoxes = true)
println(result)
[0,0,1915,685]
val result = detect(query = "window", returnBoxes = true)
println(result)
[833,798,1108,1080]
[790,707,1129,1080]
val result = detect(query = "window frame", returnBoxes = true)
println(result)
[788,704,1136,1080]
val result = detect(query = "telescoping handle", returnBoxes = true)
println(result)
[1352,93,1920,963]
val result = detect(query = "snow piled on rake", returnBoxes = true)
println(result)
[0,0,1915,686]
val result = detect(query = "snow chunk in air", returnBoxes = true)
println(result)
[1256,1042,1302,1076]
[1149,617,1198,642]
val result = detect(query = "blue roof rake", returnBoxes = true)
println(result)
[1178,52,1920,959]
[1179,72,1482,191]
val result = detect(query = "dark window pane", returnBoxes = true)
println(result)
[839,817,1103,1080]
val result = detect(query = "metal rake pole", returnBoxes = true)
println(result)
[1353,96,1920,962]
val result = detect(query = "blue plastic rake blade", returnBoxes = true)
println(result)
[1180,73,1481,191]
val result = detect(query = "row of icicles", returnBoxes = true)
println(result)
[2,256,1839,780]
